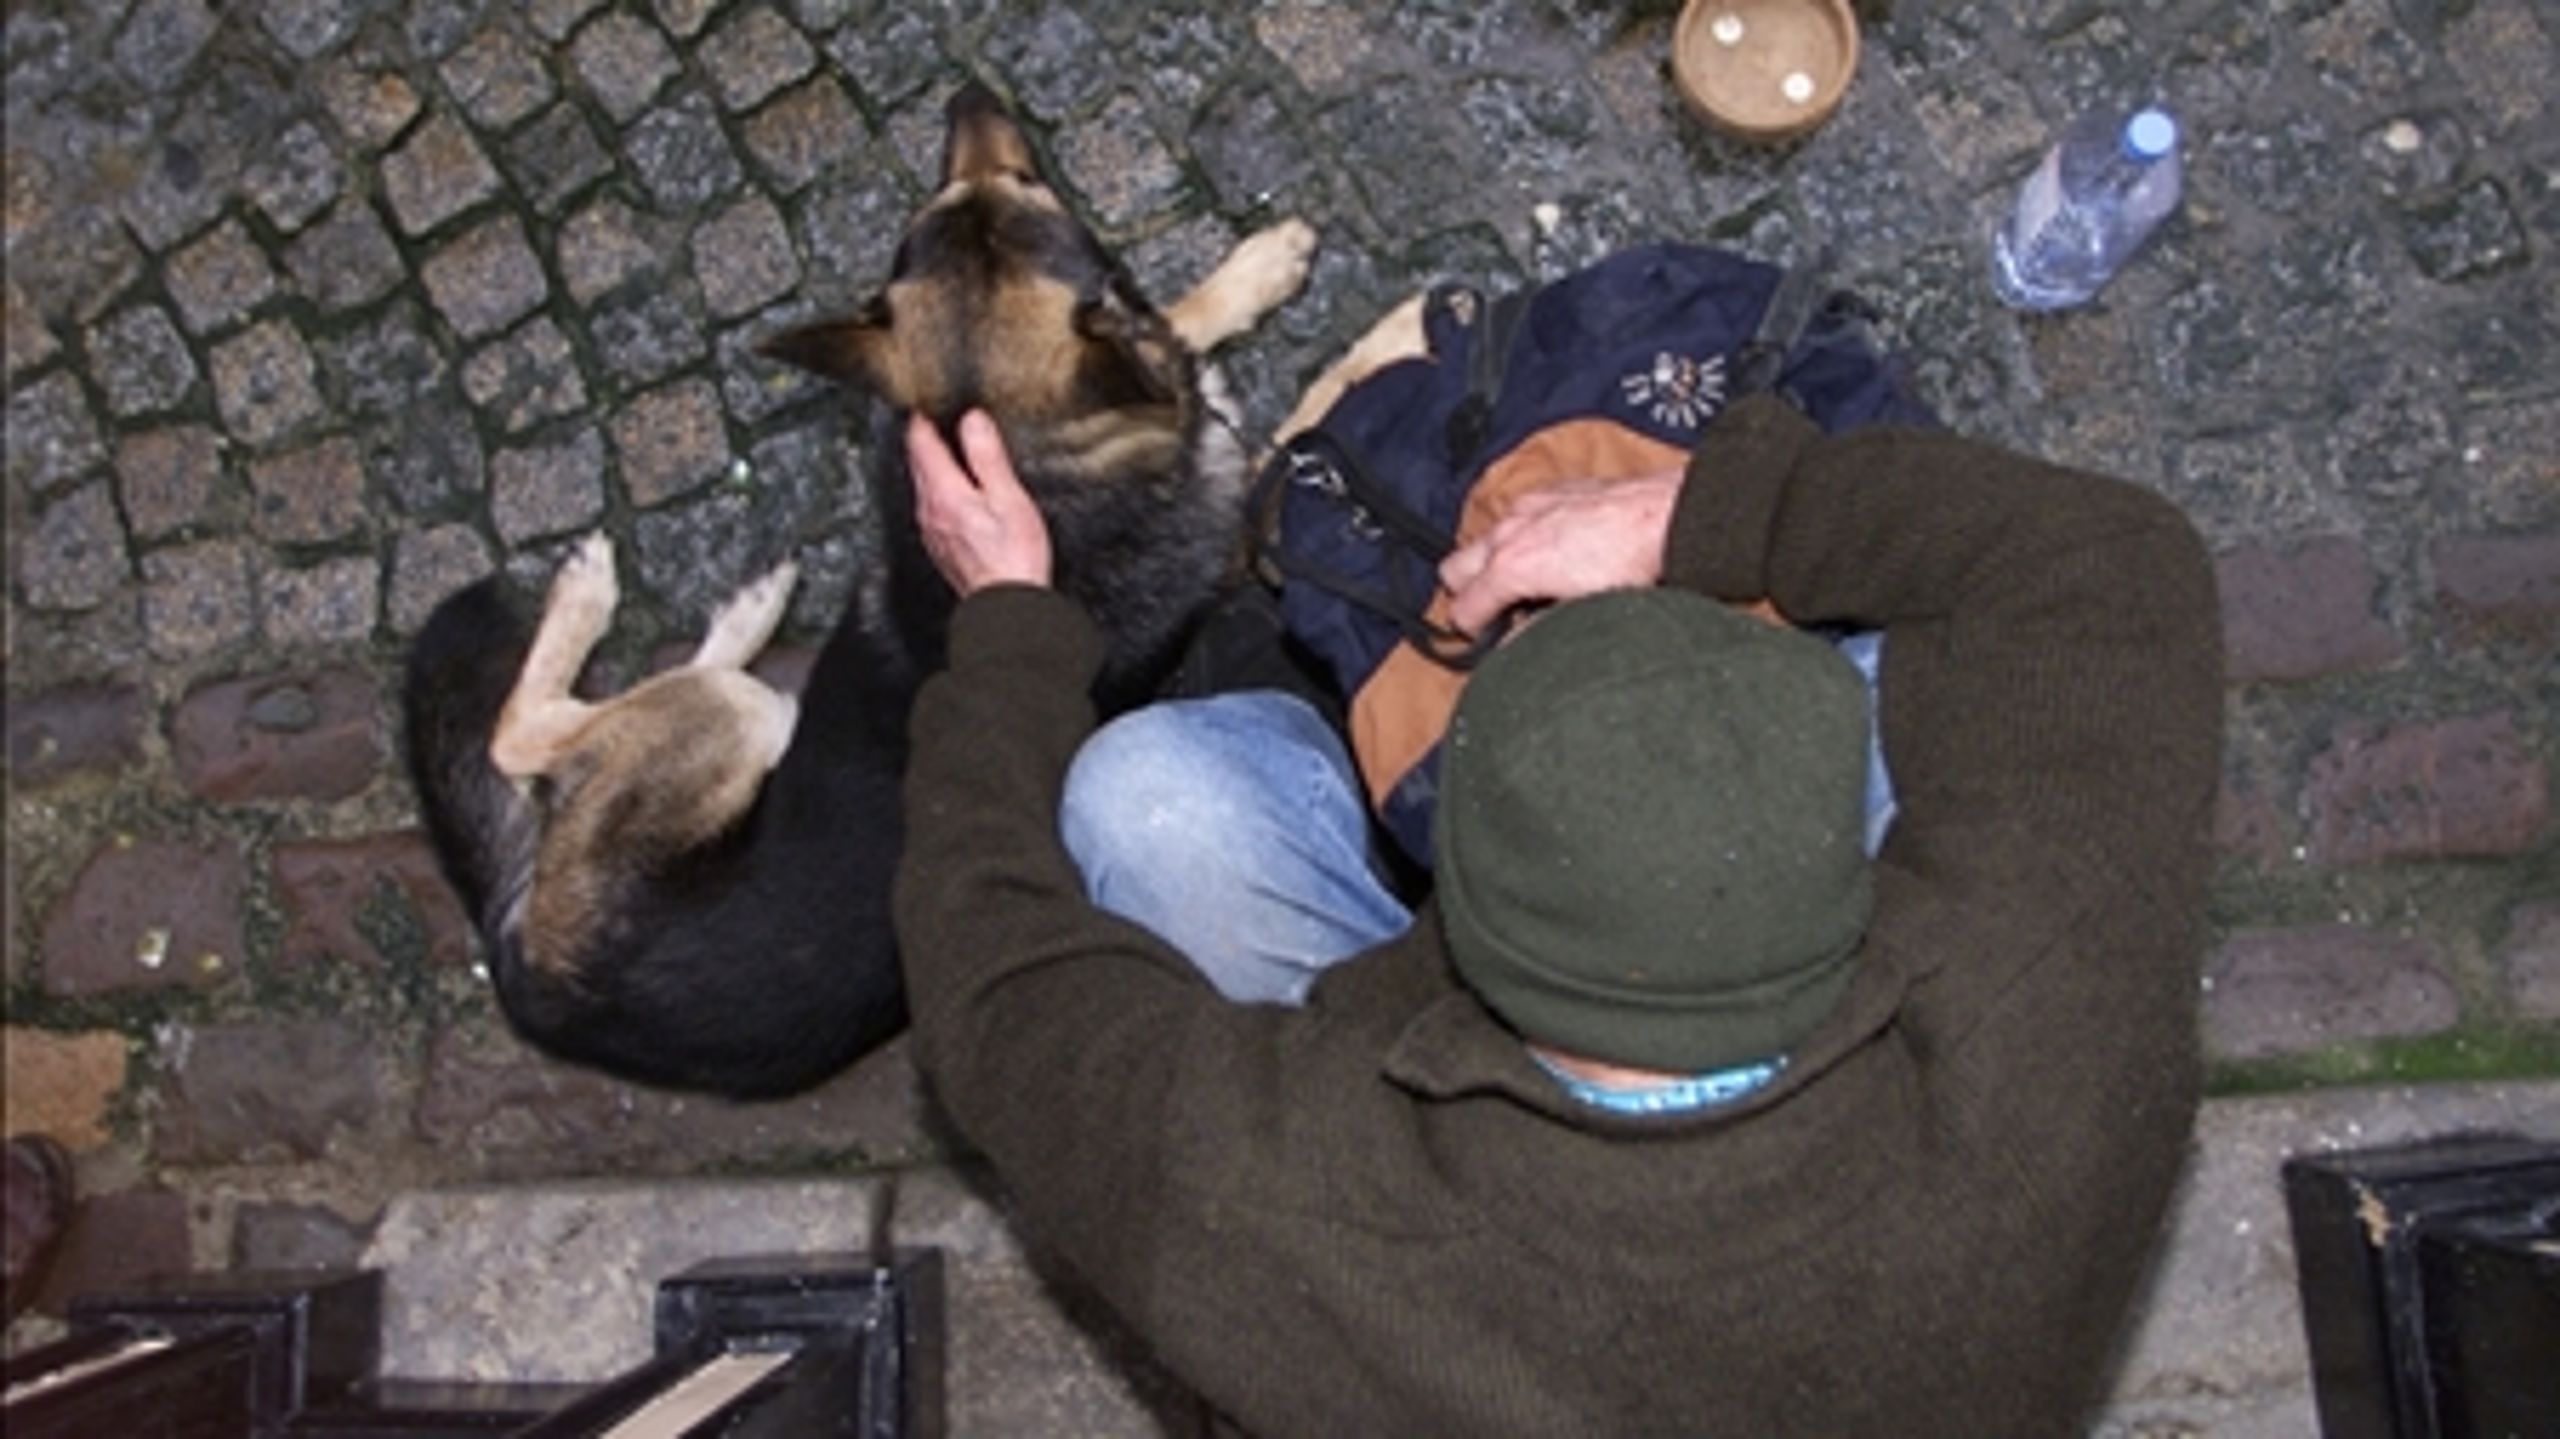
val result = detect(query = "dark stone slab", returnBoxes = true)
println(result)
[158,1020,384,1163]
[169,668,382,803]
[39,837,247,997]
[30,1189,192,1318]
[2205,926,2461,1060]
[2216,537,2405,683]
[2304,711,2551,865]
[7,685,147,789]
[274,831,474,972]
[2433,530,2560,645]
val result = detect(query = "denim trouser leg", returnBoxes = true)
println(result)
[1060,691,1414,1005]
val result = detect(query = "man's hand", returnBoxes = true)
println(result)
[907,410,1053,594]
[1438,469,1683,638]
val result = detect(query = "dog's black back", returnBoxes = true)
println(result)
[405,572,913,1096]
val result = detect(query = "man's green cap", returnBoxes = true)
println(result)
[1433,588,1874,1074]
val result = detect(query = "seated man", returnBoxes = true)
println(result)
[892,396,2222,1436]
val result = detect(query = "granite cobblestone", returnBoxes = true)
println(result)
[283,200,409,313]
[114,425,229,541]
[6,2,2556,1425]
[167,218,283,335]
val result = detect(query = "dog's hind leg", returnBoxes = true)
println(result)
[1269,293,1430,449]
[691,560,800,671]
[1166,219,1318,353]
[490,533,617,779]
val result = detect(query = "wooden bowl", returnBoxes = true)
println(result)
[1671,0,1860,142]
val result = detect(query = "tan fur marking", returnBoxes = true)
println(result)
[492,533,617,779]
[1271,293,1431,448]
[523,669,798,974]
[692,560,798,671]
[1166,219,1318,352]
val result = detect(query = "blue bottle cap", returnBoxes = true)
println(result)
[2124,109,2178,160]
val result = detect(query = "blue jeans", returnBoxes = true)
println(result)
[1061,692,1414,1003]
[1061,635,1895,1006]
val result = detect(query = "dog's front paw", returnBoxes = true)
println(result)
[696,559,800,669]
[551,531,621,632]
[1233,219,1319,309]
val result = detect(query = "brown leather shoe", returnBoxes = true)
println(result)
[3,1135,76,1321]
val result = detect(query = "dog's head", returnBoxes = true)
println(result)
[762,82,1193,447]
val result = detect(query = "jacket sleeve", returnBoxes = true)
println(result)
[891,585,1318,1292]
[1661,395,2224,881]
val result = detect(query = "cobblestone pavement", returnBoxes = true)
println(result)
[5,0,2556,1430]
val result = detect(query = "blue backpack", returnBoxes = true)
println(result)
[1257,243,1936,867]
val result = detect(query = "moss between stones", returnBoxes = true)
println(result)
[2206,1024,2560,1097]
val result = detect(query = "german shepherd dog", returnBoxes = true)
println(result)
[404,82,1316,1097]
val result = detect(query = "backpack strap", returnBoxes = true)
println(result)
[1251,429,1509,670]
[1731,244,1836,398]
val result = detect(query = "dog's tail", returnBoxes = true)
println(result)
[402,578,541,970]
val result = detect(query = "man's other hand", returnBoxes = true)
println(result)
[1439,470,1682,638]
[908,410,1054,594]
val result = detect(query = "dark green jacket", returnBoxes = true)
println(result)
[894,397,2223,1437]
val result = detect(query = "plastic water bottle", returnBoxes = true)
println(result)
[1991,106,2183,311]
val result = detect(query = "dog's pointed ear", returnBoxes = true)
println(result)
[1073,290,1181,405]
[759,295,893,387]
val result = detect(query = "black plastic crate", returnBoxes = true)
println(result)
[2283,1135,2560,1439]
